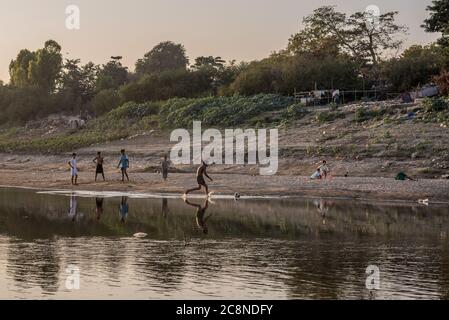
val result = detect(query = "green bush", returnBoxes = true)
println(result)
[91,89,121,116]
[285,104,308,119]
[159,94,293,128]
[316,111,345,123]
[422,97,449,113]
[354,108,386,123]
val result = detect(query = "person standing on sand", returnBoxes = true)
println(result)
[161,154,171,181]
[93,152,105,182]
[183,161,213,197]
[117,149,129,182]
[68,153,78,185]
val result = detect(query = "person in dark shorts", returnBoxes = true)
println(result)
[183,161,213,197]
[93,152,105,181]
[161,154,171,181]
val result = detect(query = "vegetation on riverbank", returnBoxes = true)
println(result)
[1,3,448,126]
[0,94,448,156]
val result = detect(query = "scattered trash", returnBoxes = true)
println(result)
[133,233,148,238]
[419,85,439,98]
[407,111,416,120]
[418,199,429,206]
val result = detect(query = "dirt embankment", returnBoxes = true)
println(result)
[0,100,448,201]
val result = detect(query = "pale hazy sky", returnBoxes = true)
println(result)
[0,0,440,82]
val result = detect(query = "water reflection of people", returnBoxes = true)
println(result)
[119,196,129,223]
[314,199,331,225]
[161,198,169,218]
[96,198,104,220]
[184,199,212,234]
[68,193,78,222]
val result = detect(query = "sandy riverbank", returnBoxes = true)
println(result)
[0,159,448,203]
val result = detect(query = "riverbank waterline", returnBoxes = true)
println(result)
[0,187,448,299]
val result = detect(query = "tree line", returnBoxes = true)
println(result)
[1,1,448,124]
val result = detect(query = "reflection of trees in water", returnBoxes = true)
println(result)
[134,242,186,291]
[281,242,382,299]
[439,246,449,299]
[301,199,449,238]
[186,244,224,278]
[101,240,127,282]
[2,187,449,240]
[7,240,60,294]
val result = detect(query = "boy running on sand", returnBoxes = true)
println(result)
[68,153,78,185]
[93,151,105,181]
[183,161,213,197]
[117,149,129,182]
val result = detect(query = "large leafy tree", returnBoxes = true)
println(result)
[28,40,63,92]
[9,40,63,93]
[382,45,445,91]
[287,31,340,57]
[289,6,407,67]
[423,0,449,47]
[9,49,37,88]
[135,41,189,75]
[191,56,225,92]
[96,56,128,91]
[192,56,225,73]
[59,59,98,104]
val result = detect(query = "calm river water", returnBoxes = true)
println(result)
[0,187,448,299]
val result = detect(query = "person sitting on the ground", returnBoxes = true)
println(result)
[310,168,322,180]
[318,160,330,179]
[395,172,415,181]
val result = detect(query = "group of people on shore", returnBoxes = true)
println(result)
[68,151,213,198]
[68,149,130,185]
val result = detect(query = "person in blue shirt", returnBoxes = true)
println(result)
[117,149,130,182]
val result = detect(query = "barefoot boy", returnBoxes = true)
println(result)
[161,154,171,181]
[117,149,130,182]
[93,151,105,182]
[68,153,78,185]
[184,161,213,197]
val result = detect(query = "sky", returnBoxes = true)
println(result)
[0,0,440,83]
